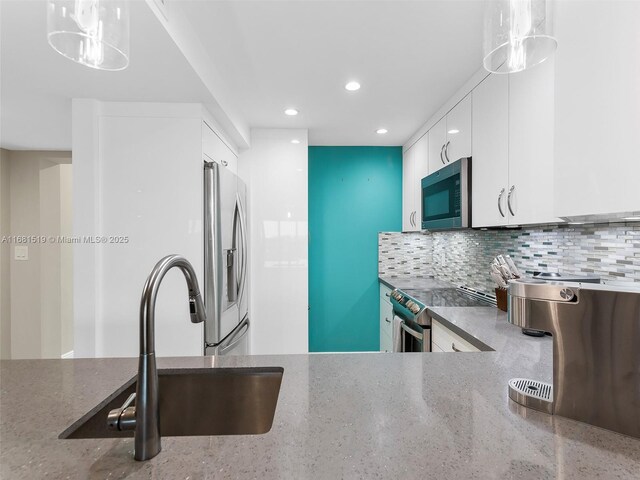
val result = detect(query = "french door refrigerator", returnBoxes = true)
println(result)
[204,161,249,355]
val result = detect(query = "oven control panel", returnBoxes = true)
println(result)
[389,289,426,317]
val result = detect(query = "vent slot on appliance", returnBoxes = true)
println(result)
[508,378,554,414]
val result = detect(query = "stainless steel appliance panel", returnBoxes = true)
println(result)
[204,162,249,354]
[421,157,471,230]
[508,280,640,439]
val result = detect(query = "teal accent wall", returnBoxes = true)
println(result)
[308,146,403,352]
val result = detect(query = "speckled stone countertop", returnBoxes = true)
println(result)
[379,275,452,291]
[427,306,554,358]
[2,349,640,479]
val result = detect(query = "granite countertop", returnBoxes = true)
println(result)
[379,274,453,291]
[1,278,639,478]
[3,352,640,478]
[427,306,554,359]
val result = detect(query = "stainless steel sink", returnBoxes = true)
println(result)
[59,367,283,439]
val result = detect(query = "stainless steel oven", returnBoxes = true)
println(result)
[389,289,431,353]
[400,318,431,353]
[421,157,471,230]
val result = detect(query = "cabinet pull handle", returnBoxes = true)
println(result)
[409,211,413,227]
[497,188,506,217]
[444,141,451,163]
[440,144,446,164]
[451,343,461,352]
[507,185,516,216]
[412,211,415,226]
[385,318,391,323]
[222,160,228,167]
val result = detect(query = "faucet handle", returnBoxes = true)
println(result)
[107,392,137,431]
[189,293,206,324]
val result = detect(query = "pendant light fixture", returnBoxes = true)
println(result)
[47,0,130,71]
[483,0,557,74]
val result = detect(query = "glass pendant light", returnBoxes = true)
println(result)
[47,0,130,71]
[483,0,557,74]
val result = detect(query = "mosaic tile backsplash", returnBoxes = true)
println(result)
[378,223,640,296]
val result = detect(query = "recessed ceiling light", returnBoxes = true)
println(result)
[284,108,299,116]
[345,81,361,91]
[448,129,460,134]
[376,128,388,134]
[291,139,300,144]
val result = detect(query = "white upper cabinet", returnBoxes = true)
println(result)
[554,0,640,219]
[446,94,472,162]
[413,133,429,228]
[413,134,430,184]
[428,117,447,173]
[472,60,556,228]
[509,58,557,225]
[402,146,417,231]
[403,135,429,232]
[429,95,472,174]
[472,73,509,227]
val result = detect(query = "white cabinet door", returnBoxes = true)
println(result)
[432,320,480,353]
[446,94,472,162]
[413,134,429,228]
[472,74,509,227]
[413,134,430,181]
[428,117,447,173]
[509,58,558,225]
[554,0,640,218]
[379,290,393,352]
[402,147,416,231]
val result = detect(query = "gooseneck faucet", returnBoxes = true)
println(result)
[107,255,206,461]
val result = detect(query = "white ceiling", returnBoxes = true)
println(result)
[1,0,486,150]
[179,0,485,146]
[0,0,215,150]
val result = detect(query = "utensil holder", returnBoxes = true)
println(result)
[495,288,508,312]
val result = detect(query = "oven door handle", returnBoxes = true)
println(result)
[400,322,423,341]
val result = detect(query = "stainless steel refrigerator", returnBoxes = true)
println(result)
[203,161,249,355]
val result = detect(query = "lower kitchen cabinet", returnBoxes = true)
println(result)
[431,319,479,353]
[379,284,393,352]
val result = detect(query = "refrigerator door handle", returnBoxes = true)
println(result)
[219,315,250,355]
[236,193,248,306]
[204,161,223,348]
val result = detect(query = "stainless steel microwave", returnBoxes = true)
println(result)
[421,157,471,229]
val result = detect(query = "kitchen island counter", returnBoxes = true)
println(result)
[2,349,640,479]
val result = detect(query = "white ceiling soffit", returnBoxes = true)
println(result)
[177,0,485,146]
[0,0,234,151]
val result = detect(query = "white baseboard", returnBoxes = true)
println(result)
[61,350,74,359]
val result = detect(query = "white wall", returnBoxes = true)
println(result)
[238,129,309,355]
[72,101,212,358]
